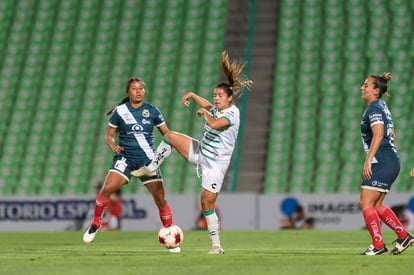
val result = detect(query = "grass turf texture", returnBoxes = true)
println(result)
[0,230,412,275]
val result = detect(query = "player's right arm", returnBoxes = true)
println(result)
[106,126,123,154]
[181,92,212,110]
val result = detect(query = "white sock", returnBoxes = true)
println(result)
[147,139,172,172]
[205,211,221,247]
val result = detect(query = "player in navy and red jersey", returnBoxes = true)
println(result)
[83,77,180,252]
[359,72,413,256]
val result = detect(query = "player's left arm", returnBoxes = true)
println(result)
[153,105,170,136]
[157,123,170,136]
[363,123,383,179]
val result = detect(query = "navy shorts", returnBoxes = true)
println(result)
[361,155,400,192]
[109,154,162,183]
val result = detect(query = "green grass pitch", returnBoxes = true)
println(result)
[0,230,412,275]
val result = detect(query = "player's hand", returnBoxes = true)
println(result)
[362,160,372,180]
[110,144,123,154]
[181,92,193,107]
[410,168,414,178]
[197,108,205,117]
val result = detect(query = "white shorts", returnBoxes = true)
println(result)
[188,139,229,193]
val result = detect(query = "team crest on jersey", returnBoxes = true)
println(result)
[142,109,150,118]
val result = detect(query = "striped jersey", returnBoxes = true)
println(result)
[360,99,397,163]
[200,104,240,162]
[108,102,165,161]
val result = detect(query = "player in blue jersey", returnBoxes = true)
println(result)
[359,72,414,256]
[83,77,180,252]
[131,51,252,254]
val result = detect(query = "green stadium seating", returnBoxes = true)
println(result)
[3,0,414,196]
[264,0,300,193]
[265,0,414,194]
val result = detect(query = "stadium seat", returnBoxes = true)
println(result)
[4,0,414,197]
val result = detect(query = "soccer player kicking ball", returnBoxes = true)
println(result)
[132,51,253,254]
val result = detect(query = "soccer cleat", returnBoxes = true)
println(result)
[208,246,224,254]
[83,224,100,243]
[361,244,388,256]
[390,232,414,255]
[131,166,157,177]
[360,244,374,255]
[168,247,181,253]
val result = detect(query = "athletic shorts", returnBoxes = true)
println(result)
[188,139,229,193]
[109,154,163,185]
[361,154,400,193]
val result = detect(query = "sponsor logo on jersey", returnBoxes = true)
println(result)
[132,124,144,131]
[141,119,151,125]
[114,157,127,172]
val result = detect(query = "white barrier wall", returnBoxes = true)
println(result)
[1,193,414,231]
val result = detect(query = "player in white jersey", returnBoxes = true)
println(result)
[131,51,253,254]
[83,77,180,252]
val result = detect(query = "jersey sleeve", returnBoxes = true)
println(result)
[108,107,121,128]
[223,106,239,126]
[152,106,165,127]
[367,105,384,126]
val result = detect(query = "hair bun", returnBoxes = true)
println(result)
[381,72,392,81]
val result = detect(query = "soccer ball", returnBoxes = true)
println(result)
[158,224,184,249]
